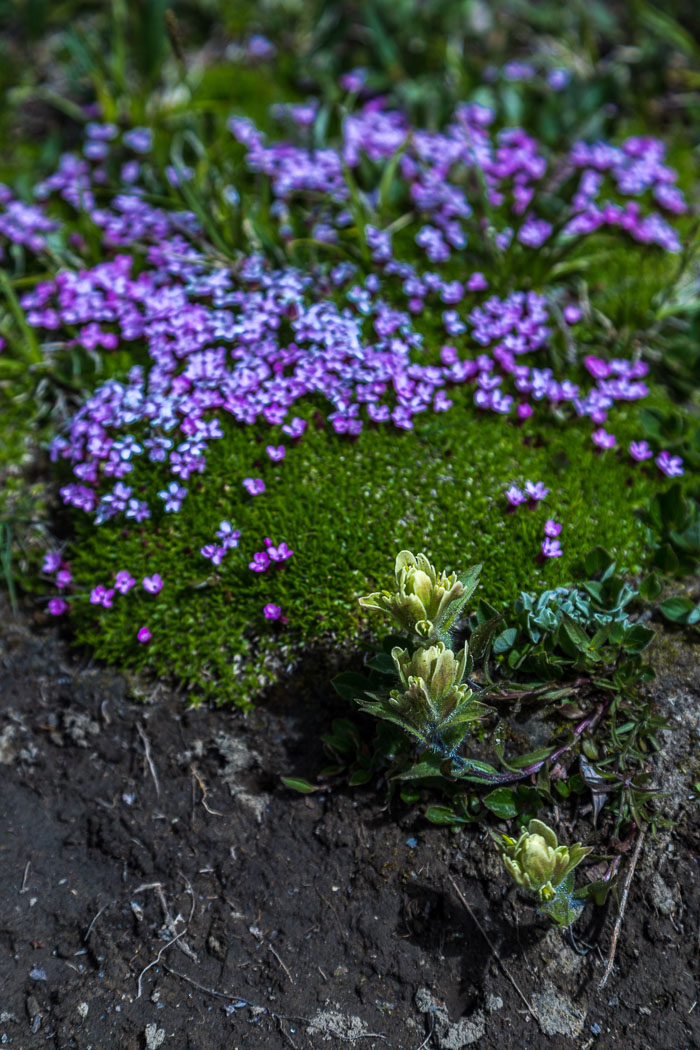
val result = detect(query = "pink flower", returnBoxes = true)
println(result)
[266,445,286,462]
[90,585,115,608]
[137,627,151,643]
[56,568,72,589]
[544,520,562,538]
[656,450,684,477]
[629,440,653,462]
[243,477,266,495]
[563,305,582,324]
[542,537,563,558]
[48,598,68,615]
[525,480,549,501]
[263,603,282,620]
[142,574,163,595]
[115,570,136,594]
[584,356,611,380]
[592,428,616,450]
[43,551,62,573]
[263,538,294,562]
[517,403,533,420]
[249,552,270,573]
[505,484,526,506]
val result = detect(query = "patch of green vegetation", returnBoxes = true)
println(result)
[66,386,677,704]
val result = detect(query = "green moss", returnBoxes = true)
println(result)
[65,385,675,705]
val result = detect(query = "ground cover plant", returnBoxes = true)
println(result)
[0,4,699,1047]
[0,81,696,702]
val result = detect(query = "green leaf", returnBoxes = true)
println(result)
[483,787,519,819]
[348,768,372,786]
[392,758,444,781]
[280,776,318,794]
[440,563,482,633]
[366,652,397,676]
[585,546,615,578]
[652,544,680,574]
[639,574,663,601]
[621,624,655,653]
[493,627,518,654]
[470,614,504,660]
[659,596,699,624]
[425,805,466,826]
[561,616,592,654]
[332,671,372,702]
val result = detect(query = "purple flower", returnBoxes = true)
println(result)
[525,480,549,501]
[216,521,241,549]
[563,305,582,324]
[505,484,526,507]
[137,627,151,644]
[264,538,294,563]
[90,585,115,608]
[56,568,72,589]
[48,598,68,615]
[158,481,187,513]
[592,428,616,450]
[249,552,270,573]
[201,544,227,565]
[547,69,570,91]
[142,574,163,595]
[243,477,266,495]
[467,272,488,291]
[281,417,307,439]
[263,603,282,620]
[629,440,653,462]
[115,570,136,594]
[656,450,684,477]
[266,445,286,462]
[517,403,533,420]
[43,551,62,573]
[544,519,562,538]
[541,537,563,558]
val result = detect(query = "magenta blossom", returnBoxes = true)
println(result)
[517,403,533,420]
[563,305,582,324]
[48,597,68,615]
[505,484,526,507]
[249,551,271,573]
[263,538,294,562]
[115,570,136,594]
[544,519,562,538]
[525,480,549,501]
[263,603,282,620]
[90,585,115,608]
[282,417,307,439]
[56,568,72,589]
[243,477,266,496]
[656,450,684,477]
[592,428,616,450]
[43,551,62,573]
[541,537,563,558]
[584,356,611,380]
[137,627,151,644]
[266,445,286,462]
[142,574,163,595]
[629,440,653,462]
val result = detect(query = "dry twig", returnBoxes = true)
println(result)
[598,829,645,991]
[136,722,160,797]
[447,875,541,1027]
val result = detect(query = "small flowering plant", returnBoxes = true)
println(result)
[359,550,481,646]
[497,819,592,928]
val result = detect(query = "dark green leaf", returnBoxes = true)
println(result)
[366,652,397,676]
[659,596,698,624]
[639,573,663,601]
[585,546,615,578]
[280,777,318,794]
[425,805,464,825]
[621,624,655,653]
[332,671,372,702]
[470,614,504,660]
[348,768,372,786]
[483,787,519,819]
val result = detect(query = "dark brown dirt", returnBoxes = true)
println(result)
[0,596,698,1050]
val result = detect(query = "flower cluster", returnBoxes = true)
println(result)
[6,104,686,638]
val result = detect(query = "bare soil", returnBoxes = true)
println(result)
[0,596,698,1050]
